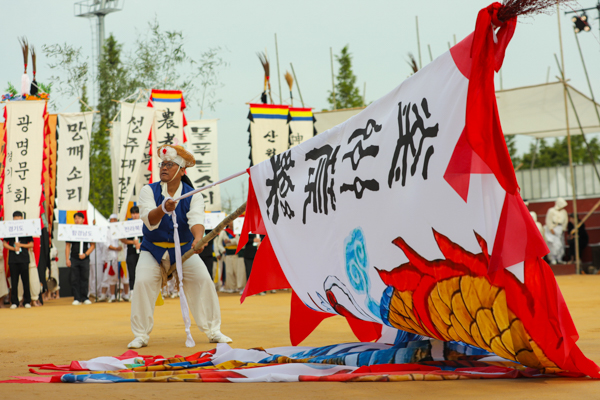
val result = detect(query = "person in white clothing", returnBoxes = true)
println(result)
[89,239,108,301]
[127,144,231,349]
[101,214,130,302]
[544,197,569,265]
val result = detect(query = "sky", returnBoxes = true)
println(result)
[1,0,599,207]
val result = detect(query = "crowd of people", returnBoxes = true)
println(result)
[0,208,269,310]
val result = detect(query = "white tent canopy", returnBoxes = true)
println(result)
[497,82,600,138]
[313,82,600,140]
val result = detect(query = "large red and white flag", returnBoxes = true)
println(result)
[238,3,600,377]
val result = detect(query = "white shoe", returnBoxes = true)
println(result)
[10,304,17,309]
[209,332,232,343]
[122,295,130,302]
[108,296,116,303]
[72,300,81,306]
[97,295,107,302]
[170,293,177,299]
[83,299,92,305]
[24,303,31,309]
[127,337,148,349]
[270,290,277,293]
[218,287,226,293]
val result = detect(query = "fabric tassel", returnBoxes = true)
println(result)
[21,73,31,96]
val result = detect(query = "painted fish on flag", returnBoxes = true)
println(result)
[237,3,600,378]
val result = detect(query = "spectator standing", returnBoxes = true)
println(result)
[4,211,34,309]
[65,212,95,306]
[121,206,143,291]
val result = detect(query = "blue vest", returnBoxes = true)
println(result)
[141,182,195,264]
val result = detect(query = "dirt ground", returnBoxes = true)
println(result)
[1,275,600,399]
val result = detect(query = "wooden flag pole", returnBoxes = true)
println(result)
[557,5,580,274]
[275,34,282,105]
[166,202,247,277]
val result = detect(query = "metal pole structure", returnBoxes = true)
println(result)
[275,33,282,104]
[98,0,106,60]
[290,63,305,108]
[557,7,580,274]
[415,16,422,69]
[530,138,539,170]
[573,31,600,125]
[330,47,336,110]
[554,56,600,190]
[427,44,433,62]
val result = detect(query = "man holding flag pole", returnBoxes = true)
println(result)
[128,144,231,349]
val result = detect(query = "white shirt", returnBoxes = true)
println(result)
[139,182,206,232]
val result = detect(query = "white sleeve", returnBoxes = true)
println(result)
[187,192,206,228]
[139,185,161,231]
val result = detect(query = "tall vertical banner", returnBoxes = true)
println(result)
[2,101,47,220]
[288,107,315,148]
[56,112,92,222]
[148,90,187,183]
[185,119,221,211]
[248,104,289,165]
[115,103,154,221]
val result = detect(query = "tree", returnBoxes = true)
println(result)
[520,136,600,168]
[327,45,363,110]
[43,21,227,217]
[504,135,520,168]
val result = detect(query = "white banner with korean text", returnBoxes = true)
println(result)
[248,104,290,165]
[185,119,221,211]
[151,104,185,183]
[3,101,46,220]
[116,103,154,221]
[57,224,107,243]
[57,112,93,213]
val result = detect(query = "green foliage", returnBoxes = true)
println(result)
[520,136,600,168]
[38,82,53,94]
[327,45,364,110]
[504,135,520,168]
[5,82,17,95]
[43,20,227,218]
[42,43,88,109]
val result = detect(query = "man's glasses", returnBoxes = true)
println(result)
[159,162,177,169]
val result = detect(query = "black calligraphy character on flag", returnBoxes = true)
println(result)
[339,119,382,199]
[67,188,82,202]
[127,116,144,134]
[265,148,277,158]
[388,98,438,188]
[191,126,210,140]
[67,166,83,181]
[194,175,214,187]
[157,109,179,130]
[14,187,29,204]
[67,122,84,140]
[67,145,85,160]
[265,151,296,224]
[158,132,176,146]
[123,137,139,154]
[16,138,29,156]
[17,115,31,132]
[264,130,277,143]
[303,145,340,224]
[16,161,28,180]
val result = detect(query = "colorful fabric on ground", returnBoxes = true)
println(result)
[236,3,600,378]
[5,341,590,384]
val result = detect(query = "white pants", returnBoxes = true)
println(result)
[131,251,222,343]
[545,225,565,264]
[102,260,129,286]
[89,262,108,297]
[0,264,8,299]
[224,255,246,291]
[48,261,60,292]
